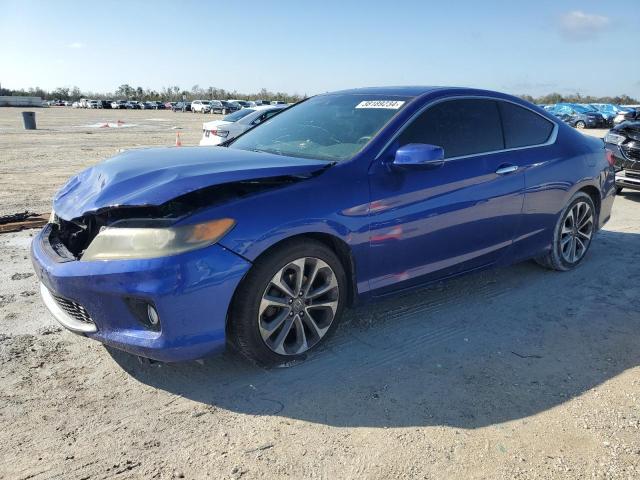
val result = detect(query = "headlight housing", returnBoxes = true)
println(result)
[604,132,626,145]
[81,218,235,261]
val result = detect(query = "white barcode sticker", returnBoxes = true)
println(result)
[355,100,405,109]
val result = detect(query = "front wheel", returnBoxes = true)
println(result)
[228,240,346,366]
[616,186,623,194]
[575,121,586,129]
[535,192,596,271]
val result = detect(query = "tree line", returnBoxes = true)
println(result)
[0,85,637,105]
[0,84,306,103]
[519,92,638,105]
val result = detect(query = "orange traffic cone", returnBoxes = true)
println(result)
[175,132,182,147]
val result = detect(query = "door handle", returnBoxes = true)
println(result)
[495,165,518,175]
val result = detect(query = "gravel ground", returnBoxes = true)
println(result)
[1,107,639,479]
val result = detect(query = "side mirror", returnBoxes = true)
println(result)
[393,143,445,168]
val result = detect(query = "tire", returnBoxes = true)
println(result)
[575,121,586,129]
[616,186,623,194]
[535,192,597,271]
[228,239,347,367]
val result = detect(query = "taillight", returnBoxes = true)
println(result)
[210,129,217,136]
[605,149,615,166]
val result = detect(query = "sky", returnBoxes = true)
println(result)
[1,0,639,98]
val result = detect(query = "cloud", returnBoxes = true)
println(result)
[67,42,84,49]
[558,11,611,41]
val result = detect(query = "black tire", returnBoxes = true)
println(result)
[535,192,597,271]
[228,239,347,367]
[616,186,623,194]
[575,121,586,129]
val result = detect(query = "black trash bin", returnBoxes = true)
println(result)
[21,111,36,130]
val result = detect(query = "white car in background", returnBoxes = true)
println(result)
[199,105,287,146]
[191,100,211,113]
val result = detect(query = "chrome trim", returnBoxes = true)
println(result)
[616,172,640,185]
[375,95,559,161]
[39,283,97,334]
[495,165,519,175]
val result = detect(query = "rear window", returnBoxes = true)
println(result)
[223,109,255,122]
[499,102,554,148]
[398,99,503,158]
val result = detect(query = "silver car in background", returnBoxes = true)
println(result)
[199,105,287,146]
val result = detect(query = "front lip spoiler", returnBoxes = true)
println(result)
[39,283,97,334]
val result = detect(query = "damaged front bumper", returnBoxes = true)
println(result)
[31,224,252,362]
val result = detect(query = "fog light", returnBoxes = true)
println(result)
[147,304,160,326]
[125,297,161,331]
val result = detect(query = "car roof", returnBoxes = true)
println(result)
[252,105,287,111]
[327,86,451,97]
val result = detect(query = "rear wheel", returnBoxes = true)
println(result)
[228,240,346,367]
[535,192,596,271]
[575,121,586,129]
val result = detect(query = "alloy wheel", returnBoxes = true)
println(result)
[258,257,339,355]
[560,201,593,264]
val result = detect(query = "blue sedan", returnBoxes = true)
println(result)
[31,87,616,366]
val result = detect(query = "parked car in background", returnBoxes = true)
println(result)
[191,100,211,113]
[111,100,127,109]
[153,101,166,110]
[165,102,176,109]
[207,100,225,114]
[87,100,101,109]
[140,101,156,110]
[548,104,607,129]
[172,101,191,112]
[125,101,141,109]
[591,104,623,119]
[100,100,113,109]
[228,99,252,108]
[72,101,81,108]
[605,120,640,193]
[222,101,240,113]
[33,87,615,366]
[200,104,288,146]
[579,104,613,126]
[271,100,287,105]
[613,107,639,125]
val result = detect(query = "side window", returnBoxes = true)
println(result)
[263,109,281,120]
[253,111,279,125]
[498,102,554,148]
[398,99,503,158]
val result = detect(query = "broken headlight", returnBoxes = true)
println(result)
[81,218,235,261]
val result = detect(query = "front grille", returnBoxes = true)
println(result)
[626,170,640,180]
[51,293,94,325]
[622,146,640,161]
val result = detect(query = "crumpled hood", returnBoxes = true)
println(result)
[53,147,328,220]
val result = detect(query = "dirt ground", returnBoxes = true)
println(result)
[1,107,639,479]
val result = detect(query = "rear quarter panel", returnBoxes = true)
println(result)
[511,124,614,262]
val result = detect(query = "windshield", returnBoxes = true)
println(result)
[223,109,255,122]
[229,94,410,161]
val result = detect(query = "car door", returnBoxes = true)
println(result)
[366,98,526,293]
